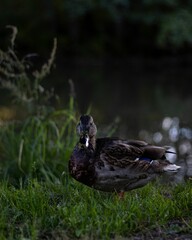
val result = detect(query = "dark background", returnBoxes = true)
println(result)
[1,0,192,138]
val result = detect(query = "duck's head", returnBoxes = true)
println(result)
[76,115,97,147]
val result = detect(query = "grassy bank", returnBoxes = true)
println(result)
[0,113,191,239]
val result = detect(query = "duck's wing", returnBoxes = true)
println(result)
[98,139,145,168]
[126,139,172,160]
[96,138,172,169]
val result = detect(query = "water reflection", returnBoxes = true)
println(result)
[139,116,192,181]
[50,58,192,139]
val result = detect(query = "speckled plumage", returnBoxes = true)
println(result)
[69,115,181,193]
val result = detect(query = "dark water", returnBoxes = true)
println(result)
[50,57,192,138]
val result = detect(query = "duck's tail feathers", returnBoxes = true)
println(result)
[163,146,176,154]
[163,164,181,172]
[165,150,176,154]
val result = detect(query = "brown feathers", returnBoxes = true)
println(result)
[69,115,181,193]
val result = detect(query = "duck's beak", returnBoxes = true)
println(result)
[79,134,89,147]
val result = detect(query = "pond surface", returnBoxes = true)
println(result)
[50,56,192,138]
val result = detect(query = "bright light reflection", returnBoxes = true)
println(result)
[153,132,163,143]
[169,126,179,142]
[162,117,172,130]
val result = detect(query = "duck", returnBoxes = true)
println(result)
[69,115,181,194]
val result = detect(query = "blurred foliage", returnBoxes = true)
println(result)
[158,9,192,47]
[0,26,58,116]
[1,0,192,56]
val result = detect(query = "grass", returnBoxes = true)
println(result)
[0,176,191,239]
[0,27,192,239]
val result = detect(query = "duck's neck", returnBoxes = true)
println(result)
[89,136,96,150]
[78,135,96,151]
